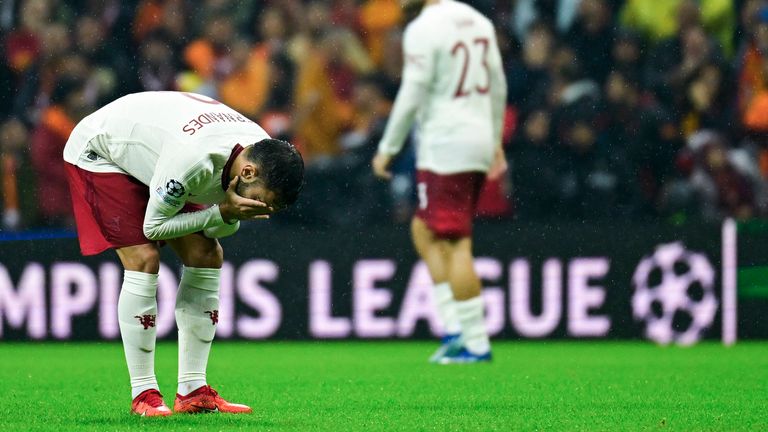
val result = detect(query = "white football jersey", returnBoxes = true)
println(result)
[389,0,505,174]
[63,91,271,239]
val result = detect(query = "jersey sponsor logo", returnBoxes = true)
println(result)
[204,310,219,325]
[165,179,186,198]
[135,314,156,329]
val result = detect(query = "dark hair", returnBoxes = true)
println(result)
[246,138,304,209]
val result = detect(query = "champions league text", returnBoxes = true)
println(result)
[0,257,612,340]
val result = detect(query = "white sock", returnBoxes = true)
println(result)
[455,296,491,355]
[434,282,462,335]
[176,266,220,396]
[118,270,160,399]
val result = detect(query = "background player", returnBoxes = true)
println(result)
[372,0,507,363]
[63,91,304,415]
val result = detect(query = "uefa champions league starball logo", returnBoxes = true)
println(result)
[165,179,186,198]
[632,242,718,346]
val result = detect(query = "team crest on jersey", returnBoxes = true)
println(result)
[166,179,186,198]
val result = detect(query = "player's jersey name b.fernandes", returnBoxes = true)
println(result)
[182,112,254,136]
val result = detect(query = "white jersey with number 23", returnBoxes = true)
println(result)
[378,0,506,174]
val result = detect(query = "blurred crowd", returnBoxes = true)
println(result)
[2,0,768,230]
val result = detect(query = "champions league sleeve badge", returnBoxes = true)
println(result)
[165,179,186,198]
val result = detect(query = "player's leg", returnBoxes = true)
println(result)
[168,233,221,396]
[65,163,172,415]
[416,170,490,363]
[167,233,222,397]
[411,217,462,337]
[114,243,172,416]
[413,172,466,362]
[440,236,492,362]
[167,233,251,414]
[444,237,481,301]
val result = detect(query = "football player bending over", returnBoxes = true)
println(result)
[64,91,303,415]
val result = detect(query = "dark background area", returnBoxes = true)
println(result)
[2,0,768,232]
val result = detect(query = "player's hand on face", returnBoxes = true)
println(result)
[486,147,508,182]
[372,153,393,180]
[219,176,273,223]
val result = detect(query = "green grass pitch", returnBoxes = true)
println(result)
[1,341,766,431]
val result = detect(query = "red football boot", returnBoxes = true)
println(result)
[174,385,252,414]
[131,389,172,417]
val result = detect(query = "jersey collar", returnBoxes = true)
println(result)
[222,144,245,191]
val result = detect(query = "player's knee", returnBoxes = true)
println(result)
[185,240,224,269]
[439,236,468,258]
[411,217,434,248]
[449,237,472,252]
[119,245,160,274]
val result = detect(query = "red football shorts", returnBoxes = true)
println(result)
[414,170,486,239]
[65,163,205,256]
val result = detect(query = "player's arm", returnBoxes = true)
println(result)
[143,168,268,241]
[142,167,227,240]
[487,30,509,181]
[488,31,507,151]
[202,220,240,239]
[373,81,428,179]
[373,23,435,179]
